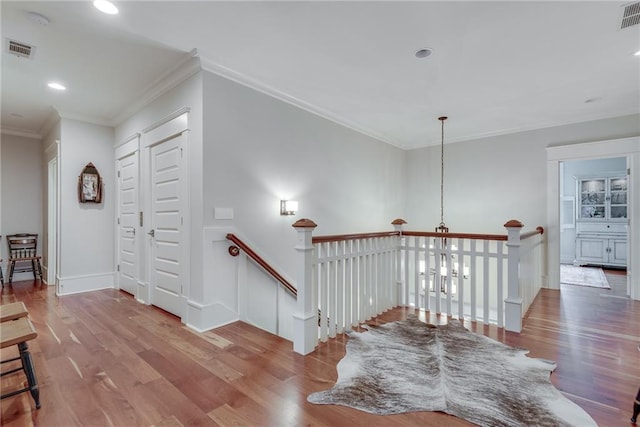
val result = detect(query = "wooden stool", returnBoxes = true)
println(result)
[0,317,40,408]
[0,302,29,323]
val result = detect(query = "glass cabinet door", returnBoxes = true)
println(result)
[609,177,627,219]
[579,178,606,219]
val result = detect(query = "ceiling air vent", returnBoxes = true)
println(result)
[5,38,36,59]
[620,1,640,29]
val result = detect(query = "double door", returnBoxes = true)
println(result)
[116,130,186,318]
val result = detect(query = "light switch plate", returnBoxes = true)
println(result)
[214,207,234,220]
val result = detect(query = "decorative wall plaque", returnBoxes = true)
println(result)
[78,162,103,203]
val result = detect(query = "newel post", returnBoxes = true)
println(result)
[392,219,407,306]
[292,219,318,355]
[504,219,523,332]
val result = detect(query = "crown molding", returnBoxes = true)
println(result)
[448,110,640,149]
[38,109,61,139]
[0,127,42,140]
[112,49,201,127]
[197,53,399,148]
[56,110,113,128]
[141,106,191,135]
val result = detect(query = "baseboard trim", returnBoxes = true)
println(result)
[57,272,115,296]
[185,299,238,332]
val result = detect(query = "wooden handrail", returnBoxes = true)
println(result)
[312,231,399,244]
[311,227,544,244]
[226,234,297,297]
[402,230,508,241]
[521,226,544,240]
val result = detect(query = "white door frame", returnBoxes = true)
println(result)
[45,139,61,287]
[547,137,639,300]
[141,109,191,318]
[47,157,58,285]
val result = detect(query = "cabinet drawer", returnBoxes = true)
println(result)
[576,222,626,234]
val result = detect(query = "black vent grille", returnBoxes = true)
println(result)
[7,39,33,58]
[621,2,640,29]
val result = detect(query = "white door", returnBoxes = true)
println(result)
[149,134,184,316]
[117,151,139,295]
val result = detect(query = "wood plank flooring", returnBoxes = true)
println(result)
[1,270,638,426]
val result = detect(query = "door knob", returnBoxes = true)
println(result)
[148,229,155,237]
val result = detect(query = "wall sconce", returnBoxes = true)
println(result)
[280,200,298,216]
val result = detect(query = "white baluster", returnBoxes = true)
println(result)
[496,241,504,328]
[483,240,490,324]
[337,240,344,334]
[470,240,477,322]
[456,238,464,320]
[320,242,329,342]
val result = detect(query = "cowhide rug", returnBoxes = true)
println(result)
[307,316,596,426]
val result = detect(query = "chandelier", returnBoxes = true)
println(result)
[436,116,448,234]
[428,115,469,294]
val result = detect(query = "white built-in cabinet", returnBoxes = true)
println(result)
[575,174,628,267]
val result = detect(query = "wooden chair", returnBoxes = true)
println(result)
[0,316,40,408]
[6,234,43,284]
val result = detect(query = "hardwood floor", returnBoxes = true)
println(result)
[1,272,638,426]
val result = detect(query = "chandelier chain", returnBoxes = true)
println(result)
[439,116,447,228]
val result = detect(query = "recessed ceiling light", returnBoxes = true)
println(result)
[634,50,640,56]
[93,0,118,15]
[415,48,433,59]
[47,82,66,91]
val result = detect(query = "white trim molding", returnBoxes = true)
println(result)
[0,127,42,140]
[57,272,115,296]
[197,53,397,148]
[113,51,200,127]
[185,299,239,333]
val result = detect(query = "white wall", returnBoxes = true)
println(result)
[0,133,44,281]
[199,70,406,332]
[57,118,115,295]
[406,114,640,235]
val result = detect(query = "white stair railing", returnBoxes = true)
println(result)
[292,219,544,355]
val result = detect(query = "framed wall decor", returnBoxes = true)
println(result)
[78,162,103,203]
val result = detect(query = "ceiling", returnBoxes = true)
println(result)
[2,1,639,150]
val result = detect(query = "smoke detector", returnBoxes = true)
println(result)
[27,11,50,26]
[620,1,640,29]
[5,38,36,59]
